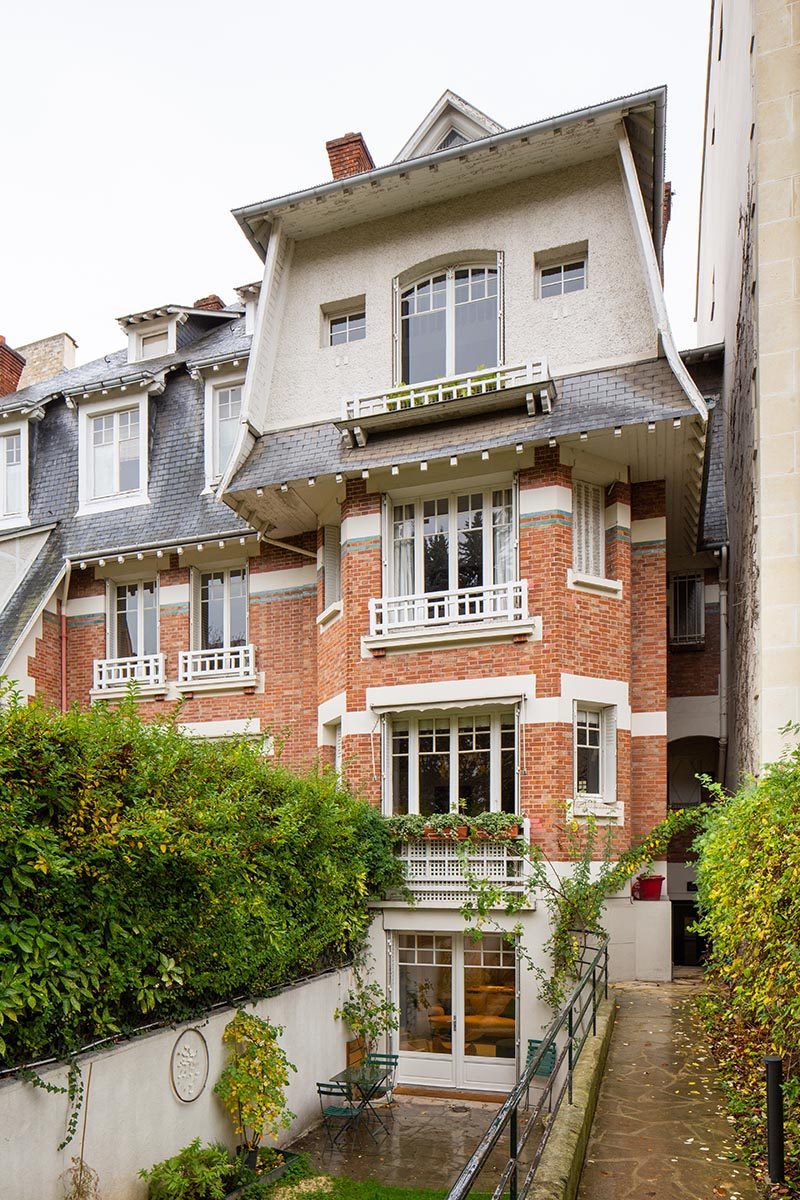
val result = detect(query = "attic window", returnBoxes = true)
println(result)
[437,129,468,151]
[140,330,169,360]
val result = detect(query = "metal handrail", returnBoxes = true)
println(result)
[446,934,610,1200]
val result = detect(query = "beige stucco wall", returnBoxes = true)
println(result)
[755,0,800,764]
[262,154,658,433]
[0,968,351,1200]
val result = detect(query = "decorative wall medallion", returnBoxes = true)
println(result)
[170,1027,209,1103]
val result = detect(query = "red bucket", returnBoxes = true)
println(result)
[633,874,664,901]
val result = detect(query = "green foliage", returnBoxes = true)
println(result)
[335,970,399,1053]
[214,1011,296,1150]
[694,741,800,1186]
[139,1139,237,1200]
[384,811,522,842]
[460,808,699,1009]
[0,686,404,1065]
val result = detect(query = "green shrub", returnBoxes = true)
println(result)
[694,742,800,1184]
[0,686,404,1064]
[139,1139,235,1200]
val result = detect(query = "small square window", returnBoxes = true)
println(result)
[329,311,366,346]
[541,260,586,298]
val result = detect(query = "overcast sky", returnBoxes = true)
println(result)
[0,0,710,365]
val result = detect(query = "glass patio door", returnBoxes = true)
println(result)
[395,933,518,1092]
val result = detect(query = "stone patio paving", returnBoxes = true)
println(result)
[577,978,760,1200]
[289,1093,524,1192]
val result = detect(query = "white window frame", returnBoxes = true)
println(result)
[572,479,605,579]
[204,374,245,486]
[572,702,617,809]
[394,258,503,385]
[384,710,518,816]
[669,573,706,646]
[107,577,160,658]
[0,421,30,529]
[191,564,249,651]
[539,258,587,299]
[328,310,366,346]
[77,393,149,516]
[386,484,517,597]
[127,320,177,364]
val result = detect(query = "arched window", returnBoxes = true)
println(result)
[400,264,499,385]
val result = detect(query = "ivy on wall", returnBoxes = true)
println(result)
[0,683,403,1066]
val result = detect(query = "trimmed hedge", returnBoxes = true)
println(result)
[694,743,800,1184]
[0,687,403,1065]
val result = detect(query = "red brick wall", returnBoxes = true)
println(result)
[28,608,62,706]
[668,568,720,698]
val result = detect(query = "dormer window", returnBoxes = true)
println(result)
[204,374,245,485]
[400,265,499,385]
[139,330,169,360]
[77,394,149,515]
[0,426,28,527]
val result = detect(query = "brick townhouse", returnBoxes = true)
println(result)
[0,88,725,1092]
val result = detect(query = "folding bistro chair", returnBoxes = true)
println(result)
[524,1037,557,1111]
[364,1052,399,1118]
[317,1081,362,1146]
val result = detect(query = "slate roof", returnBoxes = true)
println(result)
[0,315,253,667]
[699,401,728,548]
[230,357,697,492]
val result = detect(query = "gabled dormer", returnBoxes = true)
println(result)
[118,297,238,365]
[393,89,504,162]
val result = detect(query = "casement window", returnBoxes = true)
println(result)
[323,525,342,608]
[400,265,499,385]
[212,384,242,479]
[0,431,23,519]
[390,487,514,598]
[139,330,169,360]
[540,260,586,298]
[109,580,158,658]
[573,704,617,806]
[329,311,366,346]
[81,401,147,509]
[669,573,705,646]
[192,567,248,650]
[387,712,517,816]
[572,480,605,578]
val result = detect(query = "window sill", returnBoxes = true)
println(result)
[175,673,260,696]
[567,569,623,598]
[0,514,31,532]
[317,600,343,628]
[76,493,150,517]
[571,796,624,822]
[90,683,167,701]
[363,616,541,655]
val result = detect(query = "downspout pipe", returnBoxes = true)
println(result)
[60,559,72,712]
[717,545,729,785]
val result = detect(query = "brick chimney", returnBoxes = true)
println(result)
[662,181,673,249]
[326,133,375,181]
[193,294,227,312]
[0,336,26,398]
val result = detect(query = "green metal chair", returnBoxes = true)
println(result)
[365,1052,399,1114]
[316,1081,362,1146]
[525,1038,557,1111]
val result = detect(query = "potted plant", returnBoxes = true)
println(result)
[214,1011,297,1173]
[423,812,462,839]
[335,978,399,1057]
[472,812,522,840]
[632,870,665,901]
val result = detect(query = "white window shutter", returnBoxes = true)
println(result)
[105,578,115,658]
[190,567,202,650]
[323,526,342,607]
[573,480,605,577]
[602,706,617,806]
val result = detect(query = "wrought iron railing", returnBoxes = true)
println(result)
[369,580,529,637]
[445,935,610,1200]
[344,361,551,422]
[178,644,256,684]
[93,653,165,691]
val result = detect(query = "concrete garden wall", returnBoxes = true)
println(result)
[0,966,352,1200]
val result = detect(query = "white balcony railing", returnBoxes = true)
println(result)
[370,580,529,638]
[93,653,165,692]
[178,644,256,684]
[397,838,527,904]
[344,360,551,422]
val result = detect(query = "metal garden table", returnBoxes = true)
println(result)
[331,1062,391,1141]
